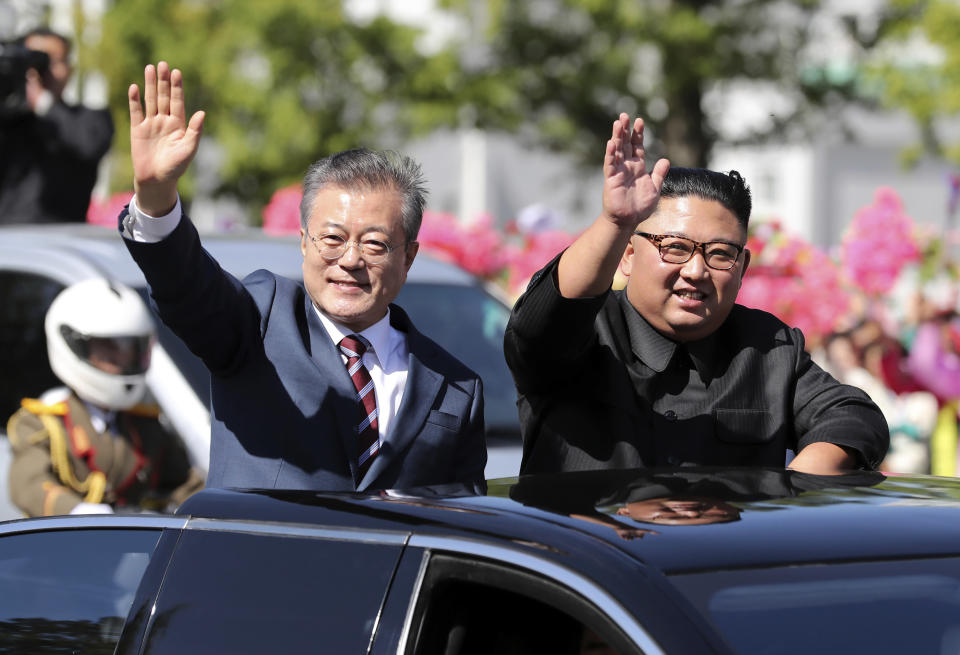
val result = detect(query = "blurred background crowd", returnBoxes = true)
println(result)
[4,0,960,475]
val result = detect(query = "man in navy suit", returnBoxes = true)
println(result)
[120,62,486,492]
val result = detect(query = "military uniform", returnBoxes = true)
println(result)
[6,391,203,516]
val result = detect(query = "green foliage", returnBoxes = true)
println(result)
[867,0,960,165]
[435,0,839,168]
[93,1,918,218]
[95,0,434,220]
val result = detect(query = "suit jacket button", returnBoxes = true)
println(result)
[663,410,677,422]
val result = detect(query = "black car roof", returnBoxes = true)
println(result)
[177,467,960,575]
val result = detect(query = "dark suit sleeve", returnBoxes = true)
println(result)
[504,254,608,395]
[454,376,488,493]
[790,327,890,469]
[120,208,263,376]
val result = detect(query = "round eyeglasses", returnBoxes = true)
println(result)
[635,231,744,271]
[306,230,402,264]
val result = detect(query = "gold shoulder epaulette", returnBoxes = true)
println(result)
[20,398,68,416]
[125,403,161,419]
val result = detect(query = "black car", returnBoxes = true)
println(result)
[2,467,960,654]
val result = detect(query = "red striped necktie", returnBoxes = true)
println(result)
[338,335,380,484]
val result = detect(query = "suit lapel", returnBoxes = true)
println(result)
[358,309,442,491]
[305,296,361,483]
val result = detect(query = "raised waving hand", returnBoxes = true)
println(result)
[601,113,670,229]
[555,114,670,298]
[128,61,205,216]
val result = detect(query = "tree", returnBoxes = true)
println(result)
[432,0,873,168]
[94,0,440,218]
[865,0,960,165]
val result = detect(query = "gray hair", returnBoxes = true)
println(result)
[299,148,428,243]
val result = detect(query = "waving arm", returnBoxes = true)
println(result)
[557,113,670,298]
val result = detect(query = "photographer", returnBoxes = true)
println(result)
[0,28,113,224]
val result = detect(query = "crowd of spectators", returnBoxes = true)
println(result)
[737,187,960,475]
[814,282,958,474]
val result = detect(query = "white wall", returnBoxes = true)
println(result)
[711,140,957,250]
[711,145,817,241]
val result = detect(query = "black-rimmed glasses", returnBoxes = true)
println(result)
[306,230,403,264]
[635,232,744,271]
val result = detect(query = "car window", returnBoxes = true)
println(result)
[0,528,162,654]
[395,282,518,436]
[139,286,211,406]
[0,271,64,421]
[142,529,404,654]
[405,554,635,655]
[670,557,960,654]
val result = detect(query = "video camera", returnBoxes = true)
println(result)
[0,42,50,119]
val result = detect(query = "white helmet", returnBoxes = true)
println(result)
[45,279,156,410]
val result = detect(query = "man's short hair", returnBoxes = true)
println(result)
[299,148,428,243]
[660,167,752,232]
[17,27,72,57]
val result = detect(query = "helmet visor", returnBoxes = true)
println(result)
[60,326,153,375]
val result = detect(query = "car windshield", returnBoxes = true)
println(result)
[669,556,960,654]
[395,281,516,435]
[145,281,519,437]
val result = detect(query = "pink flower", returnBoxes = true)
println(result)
[738,221,851,344]
[418,211,469,265]
[457,213,510,277]
[262,185,303,235]
[841,188,920,296]
[418,211,510,279]
[506,230,577,294]
[86,191,135,227]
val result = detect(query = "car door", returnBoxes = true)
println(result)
[135,519,409,654]
[0,516,179,654]
[370,542,676,655]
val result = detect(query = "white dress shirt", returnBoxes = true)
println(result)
[122,195,410,439]
[317,310,408,440]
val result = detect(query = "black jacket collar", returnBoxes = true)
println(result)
[617,291,720,381]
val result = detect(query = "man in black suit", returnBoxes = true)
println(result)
[505,113,888,476]
[120,62,486,492]
[0,28,114,223]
